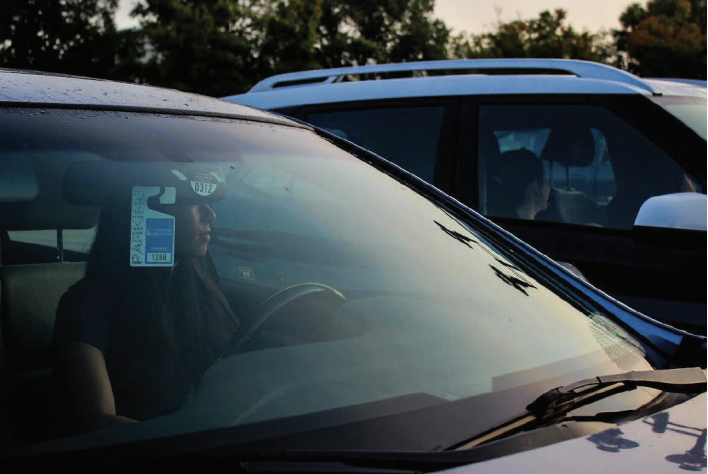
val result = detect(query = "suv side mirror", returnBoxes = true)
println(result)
[634,192,707,232]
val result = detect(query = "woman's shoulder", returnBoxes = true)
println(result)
[54,278,113,353]
[56,278,91,316]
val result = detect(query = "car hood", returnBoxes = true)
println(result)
[441,392,707,473]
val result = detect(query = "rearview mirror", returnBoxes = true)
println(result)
[634,192,706,232]
[63,161,227,206]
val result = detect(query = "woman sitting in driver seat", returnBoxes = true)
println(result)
[53,200,240,435]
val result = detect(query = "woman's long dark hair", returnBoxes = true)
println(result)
[86,200,239,395]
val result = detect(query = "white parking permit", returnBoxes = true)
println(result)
[130,186,176,267]
[191,172,219,197]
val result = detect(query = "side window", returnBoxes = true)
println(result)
[306,106,445,183]
[7,229,96,262]
[478,104,698,230]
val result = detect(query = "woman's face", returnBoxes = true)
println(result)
[172,204,216,258]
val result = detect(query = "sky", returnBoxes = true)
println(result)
[115,0,636,35]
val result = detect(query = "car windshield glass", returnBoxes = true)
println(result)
[0,108,657,454]
[652,96,707,140]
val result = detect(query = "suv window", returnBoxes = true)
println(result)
[306,106,445,183]
[478,104,699,230]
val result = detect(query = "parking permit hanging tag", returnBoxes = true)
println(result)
[130,186,176,267]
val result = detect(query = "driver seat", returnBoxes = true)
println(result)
[540,123,605,226]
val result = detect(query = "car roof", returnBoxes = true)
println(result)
[643,78,707,97]
[222,59,707,110]
[647,78,707,88]
[223,75,655,110]
[0,68,304,127]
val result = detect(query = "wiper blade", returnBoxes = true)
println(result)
[239,369,705,473]
[449,368,706,450]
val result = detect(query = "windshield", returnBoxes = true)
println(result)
[652,96,707,140]
[0,108,657,455]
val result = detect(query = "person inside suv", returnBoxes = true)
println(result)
[489,149,550,221]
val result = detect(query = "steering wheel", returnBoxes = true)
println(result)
[225,283,346,356]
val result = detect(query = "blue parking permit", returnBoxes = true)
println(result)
[130,186,176,267]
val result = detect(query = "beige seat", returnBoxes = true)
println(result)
[0,154,97,448]
[0,263,86,447]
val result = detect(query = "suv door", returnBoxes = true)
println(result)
[464,95,706,335]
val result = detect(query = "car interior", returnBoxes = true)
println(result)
[538,122,607,227]
[0,155,365,450]
[480,106,693,231]
[482,123,605,226]
[0,154,100,448]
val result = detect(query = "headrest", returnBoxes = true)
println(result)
[540,124,595,167]
[63,161,227,207]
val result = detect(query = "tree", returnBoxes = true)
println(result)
[449,9,603,62]
[256,0,450,76]
[387,0,450,63]
[130,0,258,96]
[253,0,324,76]
[0,0,119,77]
[614,0,706,78]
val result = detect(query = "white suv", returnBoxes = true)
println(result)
[223,59,707,334]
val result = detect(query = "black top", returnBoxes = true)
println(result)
[53,261,238,422]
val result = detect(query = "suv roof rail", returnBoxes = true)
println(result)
[248,59,655,94]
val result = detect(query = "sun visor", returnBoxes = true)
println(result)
[63,161,227,206]
[0,155,99,230]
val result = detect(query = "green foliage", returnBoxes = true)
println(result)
[1,0,705,94]
[0,0,119,76]
[614,0,706,78]
[255,0,324,75]
[449,9,603,62]
[388,0,450,62]
[130,0,257,96]
[256,0,449,75]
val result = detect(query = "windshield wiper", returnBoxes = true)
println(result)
[19,370,703,473]
[236,368,706,473]
[447,367,706,450]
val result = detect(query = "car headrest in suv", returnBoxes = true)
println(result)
[540,123,595,168]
